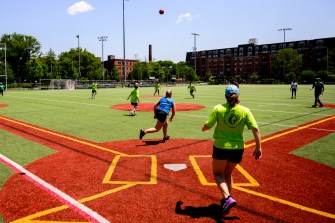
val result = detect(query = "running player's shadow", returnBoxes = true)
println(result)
[175,201,239,222]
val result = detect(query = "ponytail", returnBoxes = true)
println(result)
[226,94,240,107]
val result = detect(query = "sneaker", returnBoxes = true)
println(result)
[139,129,145,140]
[312,105,317,107]
[221,196,236,215]
[319,104,323,107]
[163,136,170,142]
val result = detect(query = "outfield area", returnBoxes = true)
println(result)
[0,84,334,222]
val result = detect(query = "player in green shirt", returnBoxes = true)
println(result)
[187,82,196,99]
[310,77,325,107]
[202,85,262,215]
[127,83,140,115]
[91,81,98,99]
[154,81,161,96]
[0,82,4,97]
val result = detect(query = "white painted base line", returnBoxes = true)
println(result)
[0,154,110,223]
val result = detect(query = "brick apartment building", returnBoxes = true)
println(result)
[104,55,138,81]
[185,37,335,83]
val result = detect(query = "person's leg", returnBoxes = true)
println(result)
[212,159,237,198]
[144,121,164,134]
[162,122,169,140]
[313,94,318,107]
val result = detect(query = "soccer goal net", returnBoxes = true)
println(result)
[39,79,76,90]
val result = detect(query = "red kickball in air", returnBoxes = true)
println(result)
[159,9,164,15]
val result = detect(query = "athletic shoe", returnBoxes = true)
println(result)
[139,129,145,140]
[319,104,323,107]
[163,136,170,142]
[221,196,236,215]
[312,105,317,107]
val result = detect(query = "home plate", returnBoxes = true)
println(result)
[164,164,187,171]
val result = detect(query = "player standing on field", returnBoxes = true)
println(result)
[310,78,324,107]
[154,80,161,96]
[202,85,262,215]
[91,80,98,99]
[290,80,298,99]
[127,83,140,115]
[0,82,4,97]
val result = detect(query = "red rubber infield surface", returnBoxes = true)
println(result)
[111,102,205,112]
[0,115,334,222]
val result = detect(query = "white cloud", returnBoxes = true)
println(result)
[176,13,195,24]
[67,1,94,16]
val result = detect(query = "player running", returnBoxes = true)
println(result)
[187,82,196,99]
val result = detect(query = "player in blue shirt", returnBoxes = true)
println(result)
[140,90,176,141]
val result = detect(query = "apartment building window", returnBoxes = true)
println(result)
[316,40,324,46]
[271,45,276,50]
[289,43,294,48]
[262,45,268,51]
[298,41,306,48]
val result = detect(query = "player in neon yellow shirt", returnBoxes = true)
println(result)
[127,83,140,115]
[154,81,161,96]
[202,85,262,215]
[187,82,196,99]
[91,81,98,99]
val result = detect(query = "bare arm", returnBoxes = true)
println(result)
[169,104,176,122]
[252,128,262,160]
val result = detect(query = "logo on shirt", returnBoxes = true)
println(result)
[224,110,240,128]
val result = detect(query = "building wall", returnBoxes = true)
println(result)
[185,37,335,82]
[104,55,138,81]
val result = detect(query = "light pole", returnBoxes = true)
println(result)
[0,43,7,90]
[123,0,128,83]
[98,36,108,81]
[76,35,80,79]
[278,28,292,80]
[191,33,199,77]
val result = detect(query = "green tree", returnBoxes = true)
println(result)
[0,33,41,83]
[273,48,302,81]
[301,70,316,84]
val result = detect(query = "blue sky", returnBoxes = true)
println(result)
[2,0,335,63]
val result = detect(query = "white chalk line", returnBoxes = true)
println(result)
[0,154,110,223]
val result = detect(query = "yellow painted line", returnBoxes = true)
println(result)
[103,155,157,185]
[245,115,335,148]
[189,155,259,187]
[234,186,335,219]
[235,164,260,187]
[0,116,125,155]
[12,184,137,223]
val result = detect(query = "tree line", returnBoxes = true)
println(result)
[0,33,199,85]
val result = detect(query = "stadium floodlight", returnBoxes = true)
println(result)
[98,36,108,81]
[191,33,200,76]
[278,28,292,79]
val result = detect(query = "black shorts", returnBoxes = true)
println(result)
[190,90,194,94]
[212,146,244,163]
[131,102,138,106]
[155,109,168,123]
